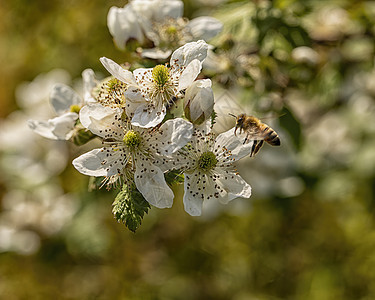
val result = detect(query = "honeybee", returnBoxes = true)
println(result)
[229,113,281,157]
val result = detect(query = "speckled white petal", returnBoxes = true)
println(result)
[170,40,208,68]
[50,84,82,115]
[134,159,174,208]
[125,97,146,119]
[148,118,193,155]
[100,57,136,85]
[152,153,180,172]
[216,173,252,204]
[178,59,202,91]
[72,148,124,177]
[183,174,203,216]
[187,16,223,41]
[125,85,146,103]
[194,120,212,134]
[133,68,153,87]
[131,103,166,128]
[215,128,255,161]
[79,104,123,138]
[107,5,144,50]
[80,103,118,127]
[82,69,97,104]
[28,113,78,140]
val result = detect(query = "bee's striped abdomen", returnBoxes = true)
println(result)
[264,127,281,146]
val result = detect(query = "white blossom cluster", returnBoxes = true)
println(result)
[107,0,223,59]
[28,1,257,221]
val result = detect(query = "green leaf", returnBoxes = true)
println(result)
[112,184,151,233]
[71,128,96,146]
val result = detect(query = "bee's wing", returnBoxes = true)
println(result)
[244,125,269,141]
[214,90,252,132]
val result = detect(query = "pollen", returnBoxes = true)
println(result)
[97,77,126,109]
[152,65,170,88]
[123,130,142,151]
[166,25,177,35]
[70,104,81,113]
[107,78,120,92]
[197,151,218,172]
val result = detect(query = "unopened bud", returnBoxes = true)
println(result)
[184,79,214,125]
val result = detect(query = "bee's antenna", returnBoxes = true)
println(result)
[228,113,237,118]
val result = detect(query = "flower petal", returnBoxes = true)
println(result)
[132,0,183,21]
[184,79,214,123]
[100,57,136,85]
[148,118,193,155]
[134,158,174,208]
[28,113,78,140]
[107,5,144,50]
[133,68,153,88]
[154,0,183,21]
[183,174,203,216]
[125,85,147,103]
[50,84,82,115]
[72,148,124,177]
[215,128,255,161]
[178,59,202,91]
[82,69,97,104]
[79,103,123,138]
[131,103,166,128]
[170,40,208,68]
[187,16,223,41]
[125,95,147,119]
[216,173,252,204]
[132,0,183,43]
[141,48,172,60]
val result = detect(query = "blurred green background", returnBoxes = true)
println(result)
[1,0,375,299]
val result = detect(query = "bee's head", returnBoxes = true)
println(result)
[236,114,246,127]
[228,113,246,135]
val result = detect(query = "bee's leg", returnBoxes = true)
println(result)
[249,140,257,157]
[243,133,249,144]
[251,140,264,157]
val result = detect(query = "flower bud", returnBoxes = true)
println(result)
[184,79,214,125]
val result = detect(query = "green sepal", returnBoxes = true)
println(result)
[210,110,218,129]
[72,128,96,146]
[165,170,184,186]
[112,184,151,233]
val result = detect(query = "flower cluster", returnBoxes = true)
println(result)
[108,0,222,59]
[28,3,260,232]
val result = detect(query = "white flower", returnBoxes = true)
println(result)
[100,40,209,128]
[107,0,222,59]
[72,103,193,208]
[108,0,183,50]
[28,69,97,140]
[107,3,146,49]
[175,128,254,216]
